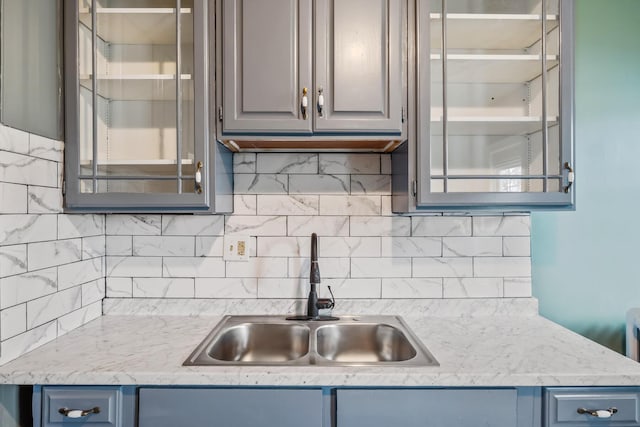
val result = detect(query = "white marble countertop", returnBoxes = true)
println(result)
[2,300,640,386]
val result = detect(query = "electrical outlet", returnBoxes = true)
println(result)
[223,235,250,261]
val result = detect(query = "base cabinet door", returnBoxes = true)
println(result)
[138,388,323,427]
[336,388,530,427]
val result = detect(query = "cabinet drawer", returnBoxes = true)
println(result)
[42,387,120,427]
[546,387,640,426]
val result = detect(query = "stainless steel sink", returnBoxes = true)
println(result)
[184,315,438,367]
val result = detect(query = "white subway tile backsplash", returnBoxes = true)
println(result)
[474,257,531,278]
[0,321,57,366]
[82,279,106,305]
[288,257,350,279]
[442,237,502,257]
[320,195,381,216]
[0,125,30,154]
[350,217,411,237]
[323,278,382,299]
[28,239,82,271]
[163,257,226,278]
[257,237,306,257]
[0,244,27,278]
[226,215,287,236]
[0,183,27,214]
[233,195,257,215]
[288,174,350,194]
[319,154,380,174]
[133,236,195,257]
[29,134,64,162]
[412,217,472,237]
[226,257,288,278]
[350,175,391,195]
[320,237,381,258]
[0,268,57,310]
[258,278,305,299]
[443,278,503,298]
[27,186,62,214]
[257,195,319,216]
[58,215,104,239]
[1,304,27,340]
[106,278,133,298]
[82,235,106,259]
[195,236,225,257]
[58,258,103,290]
[196,278,257,298]
[106,236,132,256]
[234,174,288,194]
[106,215,161,236]
[413,257,474,278]
[503,237,531,257]
[288,216,349,237]
[0,214,57,245]
[57,302,101,336]
[473,216,530,236]
[381,278,443,299]
[162,215,224,236]
[351,257,411,278]
[504,278,532,297]
[107,256,163,278]
[133,278,194,298]
[0,151,58,187]
[27,286,82,329]
[233,153,256,173]
[381,237,441,257]
[257,153,318,174]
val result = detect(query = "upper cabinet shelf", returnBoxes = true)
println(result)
[430,13,558,50]
[78,8,193,44]
[79,74,193,101]
[430,54,558,83]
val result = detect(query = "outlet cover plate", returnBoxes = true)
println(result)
[223,235,250,261]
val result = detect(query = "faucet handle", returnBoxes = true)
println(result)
[317,286,335,310]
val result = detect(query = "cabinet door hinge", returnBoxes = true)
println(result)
[62,180,66,196]
[401,106,406,123]
[218,106,223,122]
[412,180,417,197]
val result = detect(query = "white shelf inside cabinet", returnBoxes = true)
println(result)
[430,14,558,49]
[81,159,194,166]
[79,8,193,44]
[431,54,558,83]
[430,116,558,136]
[80,74,192,101]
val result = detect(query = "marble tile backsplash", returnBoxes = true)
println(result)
[105,152,532,303]
[0,125,103,364]
[1,132,532,364]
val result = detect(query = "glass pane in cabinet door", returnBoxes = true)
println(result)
[179,4,196,184]
[78,0,94,193]
[429,2,444,181]
[436,0,556,193]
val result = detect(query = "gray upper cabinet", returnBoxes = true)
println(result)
[63,0,232,213]
[393,0,575,212]
[217,0,407,151]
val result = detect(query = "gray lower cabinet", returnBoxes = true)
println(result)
[217,0,406,149]
[336,388,540,427]
[137,388,324,427]
[545,387,640,427]
[33,386,136,427]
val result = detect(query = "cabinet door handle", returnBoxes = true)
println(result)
[317,87,324,117]
[301,87,309,120]
[577,407,618,418]
[563,162,574,193]
[195,161,203,194]
[58,406,101,418]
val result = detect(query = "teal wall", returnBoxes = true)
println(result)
[532,0,640,353]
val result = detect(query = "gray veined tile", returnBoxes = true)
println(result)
[29,134,64,162]
[133,278,195,298]
[133,236,195,257]
[288,174,349,195]
[233,153,256,173]
[234,174,288,195]
[27,287,82,329]
[319,153,381,174]
[0,151,58,187]
[27,239,82,271]
[0,268,58,309]
[195,278,258,298]
[0,124,30,154]
[27,186,62,213]
[257,195,319,216]
[0,214,57,245]
[381,278,443,299]
[106,215,161,236]
[0,321,57,365]
[256,153,318,174]
[0,183,27,214]
[162,215,224,236]
[412,216,472,237]
[473,215,531,237]
[225,216,287,236]
[350,175,391,195]
[287,216,349,237]
[319,195,381,216]
[58,214,105,239]
[0,245,27,278]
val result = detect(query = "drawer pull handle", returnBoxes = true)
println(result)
[58,407,101,418]
[577,407,618,418]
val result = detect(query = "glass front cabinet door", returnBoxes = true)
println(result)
[393,0,575,212]
[64,0,232,212]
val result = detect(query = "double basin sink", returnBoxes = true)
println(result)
[184,315,438,367]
